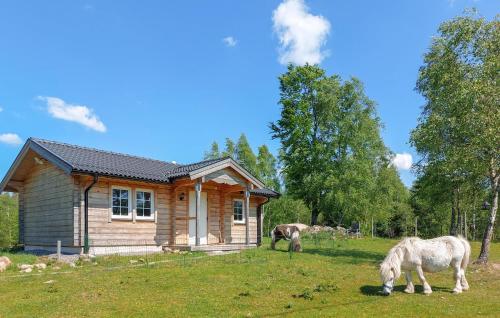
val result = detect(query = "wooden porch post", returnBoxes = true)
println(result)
[195,179,202,246]
[256,205,262,246]
[170,186,176,246]
[245,187,250,245]
[219,191,225,243]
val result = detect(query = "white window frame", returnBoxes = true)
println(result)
[111,186,132,220]
[233,199,245,224]
[135,188,155,221]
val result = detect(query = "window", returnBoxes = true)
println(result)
[112,187,131,219]
[136,189,154,220]
[233,199,244,223]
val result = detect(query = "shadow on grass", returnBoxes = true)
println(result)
[269,246,385,265]
[302,248,385,264]
[360,284,453,296]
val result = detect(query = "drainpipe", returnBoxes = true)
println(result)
[257,198,271,246]
[84,174,99,254]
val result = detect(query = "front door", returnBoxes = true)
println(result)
[189,191,208,245]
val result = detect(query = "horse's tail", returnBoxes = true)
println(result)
[457,235,471,271]
[270,226,277,250]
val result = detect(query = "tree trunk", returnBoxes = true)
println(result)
[311,205,320,225]
[464,209,468,240]
[476,176,499,264]
[456,187,462,235]
[7,205,11,247]
[450,205,457,236]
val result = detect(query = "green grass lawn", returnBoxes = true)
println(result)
[1,238,499,317]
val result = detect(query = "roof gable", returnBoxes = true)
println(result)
[187,158,265,188]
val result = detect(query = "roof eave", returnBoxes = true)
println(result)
[1,138,74,193]
[250,189,281,198]
[0,140,31,192]
[72,170,172,185]
[30,139,73,174]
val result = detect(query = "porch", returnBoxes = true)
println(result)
[169,165,268,249]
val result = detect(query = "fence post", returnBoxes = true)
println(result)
[473,213,476,241]
[415,217,418,236]
[57,240,61,260]
[371,217,374,238]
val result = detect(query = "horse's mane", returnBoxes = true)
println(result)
[380,237,420,281]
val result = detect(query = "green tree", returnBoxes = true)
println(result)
[204,141,221,160]
[257,145,280,191]
[0,193,18,247]
[235,134,258,176]
[271,64,330,225]
[271,64,390,226]
[411,12,499,263]
[203,135,282,190]
[263,196,310,235]
[371,162,412,237]
[222,138,236,159]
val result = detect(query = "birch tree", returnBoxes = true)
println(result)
[411,12,499,263]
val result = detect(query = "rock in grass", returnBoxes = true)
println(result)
[34,263,47,270]
[18,264,34,271]
[0,256,12,272]
[18,264,32,270]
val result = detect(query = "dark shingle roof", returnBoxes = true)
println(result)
[32,138,182,183]
[165,157,230,179]
[250,188,280,198]
[28,138,279,197]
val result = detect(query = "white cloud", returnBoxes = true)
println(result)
[222,36,237,47]
[272,0,330,65]
[39,96,107,132]
[391,153,413,170]
[0,106,3,112]
[0,133,22,145]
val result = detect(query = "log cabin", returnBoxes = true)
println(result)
[0,138,279,255]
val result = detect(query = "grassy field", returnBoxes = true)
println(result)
[1,238,499,317]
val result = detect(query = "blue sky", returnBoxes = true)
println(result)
[0,0,498,187]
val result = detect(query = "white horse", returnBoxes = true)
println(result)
[380,236,470,295]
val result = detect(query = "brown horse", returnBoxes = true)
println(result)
[271,224,302,252]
